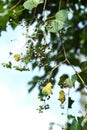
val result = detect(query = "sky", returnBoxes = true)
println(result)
[0,24,82,130]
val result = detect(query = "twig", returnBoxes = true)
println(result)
[62,45,87,88]
[59,0,62,10]
[43,0,47,11]
[9,0,22,12]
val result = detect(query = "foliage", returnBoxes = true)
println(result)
[46,9,70,33]
[23,0,44,10]
[70,118,83,130]
[0,0,87,129]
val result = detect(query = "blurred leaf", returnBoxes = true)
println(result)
[68,114,75,119]
[46,10,71,33]
[58,90,66,104]
[68,97,74,108]
[2,62,12,69]
[55,10,69,22]
[13,54,21,62]
[0,10,8,17]
[46,20,61,33]
[58,74,69,87]
[77,72,87,85]
[70,119,83,130]
[71,74,77,84]
[13,66,30,71]
[23,0,44,10]
[85,104,87,110]
[80,61,87,73]
[64,78,73,88]
[59,74,77,88]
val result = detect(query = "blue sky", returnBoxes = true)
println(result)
[0,24,82,130]
[0,25,63,130]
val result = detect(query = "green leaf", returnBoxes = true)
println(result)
[58,74,69,87]
[55,10,69,22]
[46,10,71,33]
[23,0,44,10]
[58,74,77,88]
[70,119,83,130]
[64,78,73,88]
[0,10,8,17]
[68,114,75,119]
[80,61,87,73]
[2,62,12,69]
[71,74,77,84]
[13,66,30,71]
[46,20,63,33]
[68,97,74,108]
[85,104,87,110]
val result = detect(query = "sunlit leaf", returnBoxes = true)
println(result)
[46,10,71,33]
[14,54,21,61]
[55,10,69,22]
[58,90,66,104]
[47,19,67,33]
[42,82,53,95]
[23,0,44,10]
[64,78,73,88]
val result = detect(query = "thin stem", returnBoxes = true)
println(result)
[42,0,48,45]
[62,45,67,58]
[62,45,87,88]
[9,0,22,12]
[66,58,86,88]
[43,0,47,11]
[59,0,62,10]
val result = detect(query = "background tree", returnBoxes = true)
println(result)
[0,0,87,129]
